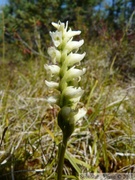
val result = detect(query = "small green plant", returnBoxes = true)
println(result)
[45,21,86,179]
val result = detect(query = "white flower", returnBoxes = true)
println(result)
[67,52,86,66]
[44,64,60,75]
[48,47,61,63]
[51,22,61,29]
[52,21,81,42]
[49,31,62,47]
[45,21,86,136]
[66,28,81,40]
[74,108,87,122]
[45,21,86,109]
[66,39,84,53]
[45,80,59,88]
[64,66,86,81]
[63,86,84,100]
[52,21,68,32]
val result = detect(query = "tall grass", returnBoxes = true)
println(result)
[0,32,135,179]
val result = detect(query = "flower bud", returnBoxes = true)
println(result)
[58,106,75,139]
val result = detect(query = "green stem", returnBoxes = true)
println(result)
[57,134,68,180]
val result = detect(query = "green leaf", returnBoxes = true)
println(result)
[65,150,91,174]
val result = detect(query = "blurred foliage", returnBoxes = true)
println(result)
[1,0,135,61]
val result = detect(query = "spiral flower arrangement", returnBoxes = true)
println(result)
[45,21,86,179]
